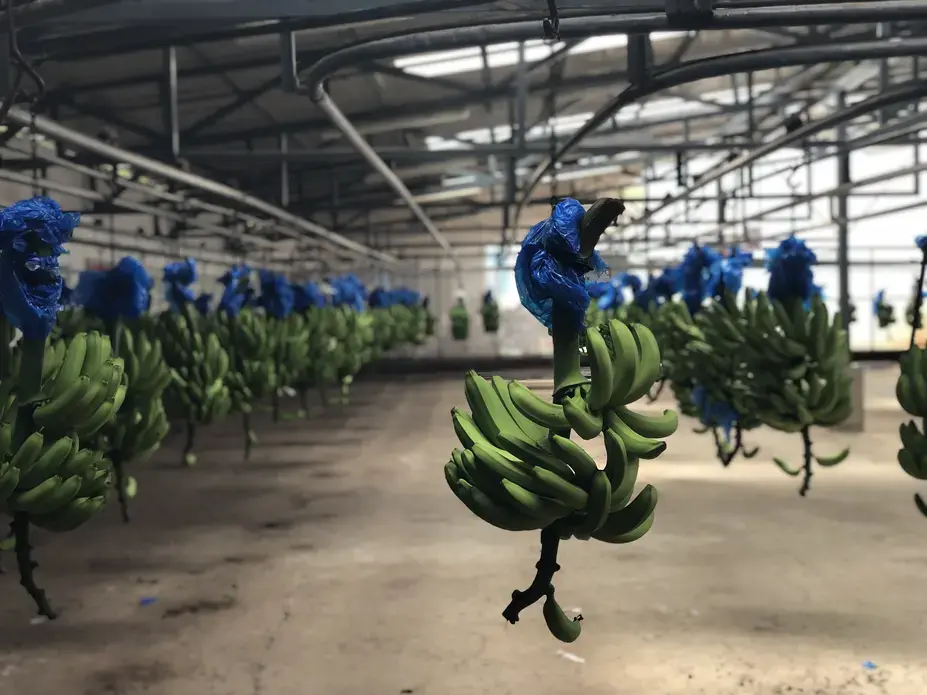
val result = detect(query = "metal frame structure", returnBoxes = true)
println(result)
[1,0,926,304]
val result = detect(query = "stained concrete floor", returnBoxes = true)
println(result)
[1,363,926,695]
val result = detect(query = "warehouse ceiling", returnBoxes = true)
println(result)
[7,0,927,265]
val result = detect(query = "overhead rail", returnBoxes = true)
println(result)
[3,107,398,265]
[516,34,927,224]
[621,80,927,231]
[627,160,927,256]
[2,136,365,262]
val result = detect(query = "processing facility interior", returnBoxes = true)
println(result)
[1,1,927,693]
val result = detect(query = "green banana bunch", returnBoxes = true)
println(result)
[97,324,173,521]
[896,354,927,517]
[444,317,674,642]
[875,299,896,329]
[1,332,119,529]
[689,294,762,429]
[481,298,500,334]
[335,308,375,404]
[449,302,469,341]
[737,292,852,493]
[266,312,311,419]
[156,305,234,465]
[650,301,701,418]
[213,308,274,457]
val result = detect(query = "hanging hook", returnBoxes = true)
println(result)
[542,0,560,40]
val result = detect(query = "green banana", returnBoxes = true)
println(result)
[542,592,582,643]
[605,410,666,459]
[613,406,678,439]
[584,326,614,411]
[508,381,571,430]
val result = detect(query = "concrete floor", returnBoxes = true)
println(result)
[1,363,926,695]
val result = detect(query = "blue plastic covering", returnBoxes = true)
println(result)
[676,244,722,315]
[218,263,253,316]
[646,267,680,306]
[328,273,368,311]
[258,269,295,319]
[765,235,818,304]
[514,197,608,332]
[917,235,927,252]
[691,384,739,442]
[586,280,610,300]
[706,246,753,300]
[163,257,198,311]
[368,287,421,308]
[292,281,328,312]
[0,197,79,340]
[873,289,886,316]
[194,293,213,315]
[73,256,153,322]
[596,279,624,311]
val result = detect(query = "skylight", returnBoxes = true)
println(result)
[393,31,689,78]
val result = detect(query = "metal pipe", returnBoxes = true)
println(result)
[283,27,459,269]
[626,80,927,229]
[14,0,126,25]
[633,160,927,253]
[518,37,927,223]
[300,3,927,98]
[0,165,283,248]
[3,106,397,264]
[162,45,180,160]
[835,90,851,330]
[180,141,764,162]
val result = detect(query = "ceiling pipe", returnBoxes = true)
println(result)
[3,107,398,265]
[280,30,460,271]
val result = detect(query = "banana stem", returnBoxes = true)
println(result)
[298,389,308,417]
[712,424,743,468]
[11,513,56,619]
[646,379,666,403]
[0,314,14,380]
[112,454,130,523]
[910,256,927,349]
[502,524,562,625]
[183,420,196,465]
[799,426,814,497]
[271,391,280,422]
[243,411,253,461]
[110,320,123,357]
[550,309,585,399]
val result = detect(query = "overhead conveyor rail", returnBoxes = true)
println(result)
[3,107,399,266]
